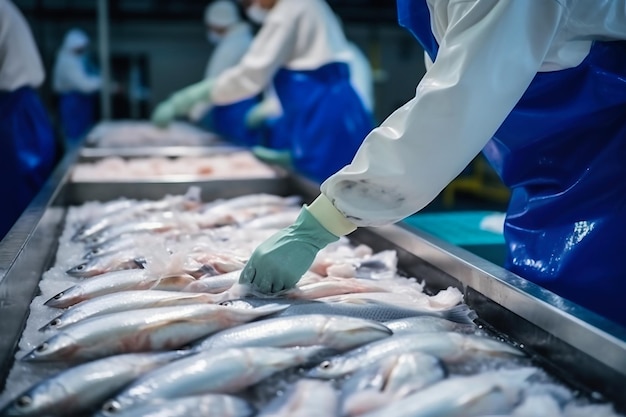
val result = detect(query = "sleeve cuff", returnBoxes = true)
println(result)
[306,194,357,237]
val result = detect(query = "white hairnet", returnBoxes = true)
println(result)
[62,28,89,51]
[205,0,240,27]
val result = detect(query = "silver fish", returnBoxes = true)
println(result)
[257,379,339,417]
[22,303,287,362]
[182,270,241,293]
[96,394,254,417]
[40,290,224,332]
[194,314,392,352]
[0,351,186,417]
[102,346,325,413]
[306,332,524,380]
[45,270,196,309]
[384,316,477,335]
[66,255,146,278]
[358,368,537,417]
[221,298,476,323]
[341,352,446,416]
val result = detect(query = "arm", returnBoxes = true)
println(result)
[64,57,101,93]
[321,0,564,227]
[210,7,297,105]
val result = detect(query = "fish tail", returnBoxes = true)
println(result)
[441,304,477,324]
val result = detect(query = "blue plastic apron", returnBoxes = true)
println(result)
[272,62,373,183]
[210,97,263,147]
[398,0,626,326]
[59,91,96,142]
[0,87,57,239]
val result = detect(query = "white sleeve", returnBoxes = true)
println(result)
[205,36,250,80]
[210,13,297,105]
[321,0,564,227]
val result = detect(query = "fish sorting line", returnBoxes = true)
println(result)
[0,190,623,417]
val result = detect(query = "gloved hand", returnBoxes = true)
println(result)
[245,102,269,129]
[252,146,292,168]
[240,194,357,294]
[151,79,213,128]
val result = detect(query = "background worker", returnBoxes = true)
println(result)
[53,28,102,143]
[152,0,373,183]
[0,0,58,240]
[239,0,626,328]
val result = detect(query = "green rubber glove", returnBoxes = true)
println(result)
[240,195,357,294]
[151,79,213,128]
[252,146,292,168]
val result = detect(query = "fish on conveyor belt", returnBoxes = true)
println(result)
[358,368,537,417]
[256,378,339,417]
[44,270,198,309]
[40,290,231,332]
[340,352,446,416]
[100,346,326,414]
[66,255,146,278]
[0,351,187,417]
[193,314,392,352]
[96,394,255,417]
[383,316,478,335]
[221,297,477,324]
[22,303,288,362]
[182,270,241,293]
[305,332,525,380]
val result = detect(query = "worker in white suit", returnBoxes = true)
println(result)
[240,0,626,329]
[53,28,101,142]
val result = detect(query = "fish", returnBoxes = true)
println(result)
[83,220,183,248]
[221,298,476,324]
[182,270,241,293]
[40,290,227,332]
[194,314,392,352]
[384,316,477,335]
[0,351,186,417]
[44,270,197,309]
[101,346,326,414]
[22,303,288,362]
[340,352,446,416]
[358,368,537,417]
[95,394,255,417]
[66,255,146,278]
[306,332,524,380]
[256,378,339,417]
[285,278,392,300]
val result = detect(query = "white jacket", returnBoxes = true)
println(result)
[205,22,254,80]
[0,0,45,91]
[321,0,626,227]
[53,33,101,94]
[211,0,352,105]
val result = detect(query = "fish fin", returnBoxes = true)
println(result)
[442,304,478,324]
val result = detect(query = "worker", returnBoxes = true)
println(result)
[194,0,263,146]
[0,0,58,240]
[53,28,101,143]
[152,0,373,183]
[239,0,626,328]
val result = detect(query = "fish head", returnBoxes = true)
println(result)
[321,317,392,350]
[38,314,66,332]
[66,261,99,278]
[0,381,68,416]
[462,335,525,358]
[44,286,83,308]
[21,334,77,363]
[305,355,358,380]
[218,299,255,310]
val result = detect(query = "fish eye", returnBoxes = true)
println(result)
[35,343,48,352]
[50,318,61,326]
[219,301,233,306]
[91,248,101,254]
[102,400,121,413]
[53,292,64,299]
[320,360,332,370]
[75,264,85,271]
[15,395,32,408]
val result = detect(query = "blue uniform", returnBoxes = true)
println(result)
[398,0,626,326]
[0,87,57,239]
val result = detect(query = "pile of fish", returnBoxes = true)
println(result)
[0,190,623,417]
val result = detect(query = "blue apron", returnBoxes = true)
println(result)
[272,62,373,183]
[210,97,263,147]
[59,91,96,142]
[398,0,626,326]
[0,87,57,239]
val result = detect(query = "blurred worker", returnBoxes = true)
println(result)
[152,0,373,183]
[194,0,262,146]
[0,0,58,240]
[53,28,101,143]
[240,0,626,328]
